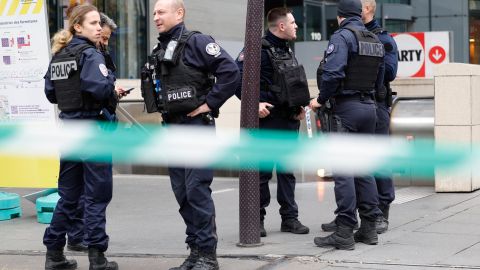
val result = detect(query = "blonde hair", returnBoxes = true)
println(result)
[361,0,377,13]
[51,4,98,54]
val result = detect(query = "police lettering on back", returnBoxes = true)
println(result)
[50,61,77,81]
[359,41,384,57]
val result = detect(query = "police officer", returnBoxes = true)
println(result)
[65,12,126,254]
[235,7,310,238]
[309,0,384,250]
[150,0,240,269]
[43,4,120,270]
[320,0,399,236]
[361,0,398,234]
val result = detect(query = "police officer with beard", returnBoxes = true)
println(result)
[149,0,240,269]
[310,0,384,250]
[235,7,310,238]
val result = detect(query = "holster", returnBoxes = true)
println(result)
[386,83,396,108]
[316,99,345,133]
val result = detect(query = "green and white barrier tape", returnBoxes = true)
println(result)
[0,121,474,177]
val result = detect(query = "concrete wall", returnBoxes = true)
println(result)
[434,63,480,192]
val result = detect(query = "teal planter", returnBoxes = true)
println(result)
[36,192,60,224]
[0,192,22,221]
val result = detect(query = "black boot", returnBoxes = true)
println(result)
[67,242,88,252]
[45,250,77,270]
[281,218,309,234]
[88,248,118,270]
[354,219,378,245]
[170,245,199,270]
[260,220,266,237]
[376,206,390,234]
[191,250,219,270]
[321,218,359,232]
[314,223,355,250]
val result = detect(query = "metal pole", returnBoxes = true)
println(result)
[237,0,264,247]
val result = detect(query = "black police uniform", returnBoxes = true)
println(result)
[235,30,310,236]
[149,23,239,257]
[65,45,120,252]
[313,3,385,249]
[43,36,116,254]
[365,19,398,225]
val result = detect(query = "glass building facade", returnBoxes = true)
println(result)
[264,0,412,42]
[47,0,148,79]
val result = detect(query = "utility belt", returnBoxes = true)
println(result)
[161,112,215,125]
[334,93,374,103]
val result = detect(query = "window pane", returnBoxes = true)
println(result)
[305,4,322,41]
[385,20,408,33]
[47,0,148,79]
[470,5,480,64]
[102,1,147,79]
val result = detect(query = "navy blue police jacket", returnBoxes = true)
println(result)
[44,36,116,119]
[235,30,286,105]
[156,23,240,111]
[365,19,398,84]
[318,17,385,104]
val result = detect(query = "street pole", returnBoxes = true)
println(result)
[237,0,264,247]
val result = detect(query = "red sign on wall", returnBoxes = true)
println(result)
[392,32,450,78]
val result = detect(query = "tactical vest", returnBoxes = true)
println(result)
[341,26,384,94]
[262,39,310,108]
[50,43,102,112]
[152,30,214,114]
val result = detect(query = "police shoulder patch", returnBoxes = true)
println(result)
[326,44,335,55]
[206,43,221,57]
[99,64,108,77]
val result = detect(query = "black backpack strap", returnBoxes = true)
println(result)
[178,30,201,45]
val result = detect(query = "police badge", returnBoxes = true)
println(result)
[206,43,221,57]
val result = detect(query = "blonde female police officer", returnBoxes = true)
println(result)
[43,4,123,270]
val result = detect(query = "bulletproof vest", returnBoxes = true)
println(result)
[50,43,102,112]
[262,38,310,107]
[153,30,214,114]
[341,26,384,94]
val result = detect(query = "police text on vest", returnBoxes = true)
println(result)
[51,61,77,80]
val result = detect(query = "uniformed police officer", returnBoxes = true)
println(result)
[65,12,126,254]
[150,0,240,269]
[309,0,384,250]
[43,4,121,270]
[235,7,310,238]
[320,0,399,236]
[361,0,398,234]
